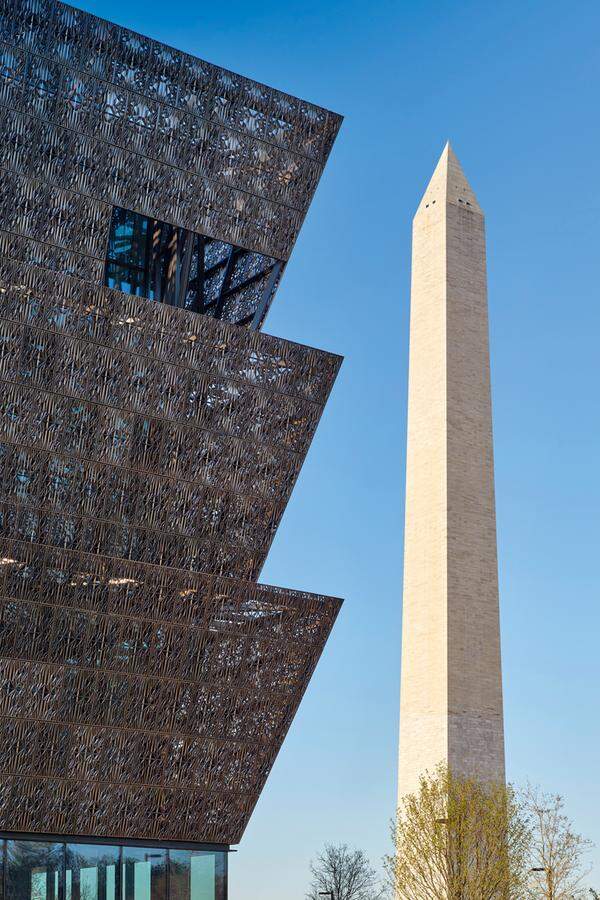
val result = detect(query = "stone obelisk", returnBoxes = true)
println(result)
[398,143,505,803]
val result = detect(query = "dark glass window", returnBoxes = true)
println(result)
[104,207,282,328]
[2,841,226,900]
[122,848,166,900]
[169,851,226,900]
[6,841,62,900]
[65,844,119,900]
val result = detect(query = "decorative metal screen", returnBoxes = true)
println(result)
[0,544,340,843]
[0,0,342,327]
[0,259,340,582]
[0,0,342,848]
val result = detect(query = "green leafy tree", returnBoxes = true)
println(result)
[385,765,531,900]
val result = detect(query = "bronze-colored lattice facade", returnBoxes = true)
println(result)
[0,0,342,846]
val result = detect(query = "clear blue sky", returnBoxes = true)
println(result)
[83,0,599,894]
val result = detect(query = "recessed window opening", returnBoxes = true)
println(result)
[104,207,283,328]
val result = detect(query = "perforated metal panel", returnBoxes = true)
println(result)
[0,0,341,263]
[0,0,342,846]
[0,544,340,842]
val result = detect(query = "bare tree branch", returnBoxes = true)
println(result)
[307,844,384,900]
[523,785,593,899]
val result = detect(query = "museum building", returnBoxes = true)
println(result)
[0,2,343,898]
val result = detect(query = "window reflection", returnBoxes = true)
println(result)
[169,851,226,900]
[122,848,166,900]
[3,841,226,900]
[6,841,62,900]
[65,844,119,900]
[104,206,281,328]
[108,208,149,270]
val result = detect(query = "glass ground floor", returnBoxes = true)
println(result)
[0,837,227,900]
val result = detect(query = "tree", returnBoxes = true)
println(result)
[523,786,593,899]
[307,843,384,900]
[384,765,531,900]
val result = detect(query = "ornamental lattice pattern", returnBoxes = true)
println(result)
[0,259,340,581]
[0,0,342,847]
[0,260,342,842]
[0,0,341,264]
[0,538,340,842]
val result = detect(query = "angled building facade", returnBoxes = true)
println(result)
[0,2,343,898]
[398,144,505,803]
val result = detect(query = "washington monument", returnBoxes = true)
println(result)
[398,143,505,801]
